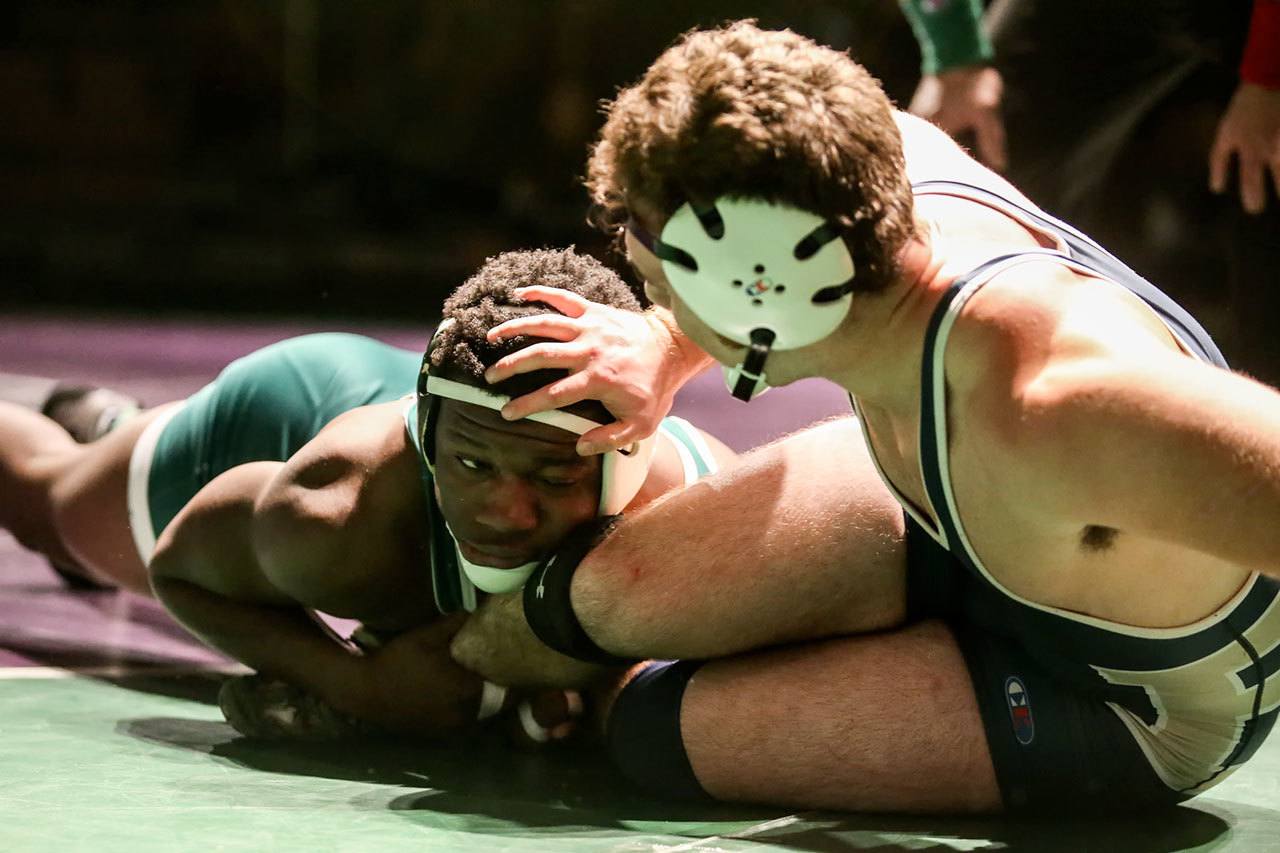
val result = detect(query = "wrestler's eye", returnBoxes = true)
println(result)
[455,455,488,473]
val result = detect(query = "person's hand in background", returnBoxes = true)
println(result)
[1209,82,1280,214]
[909,64,1008,171]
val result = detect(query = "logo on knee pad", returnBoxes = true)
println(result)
[1005,676,1035,745]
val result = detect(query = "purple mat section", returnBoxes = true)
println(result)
[0,311,851,668]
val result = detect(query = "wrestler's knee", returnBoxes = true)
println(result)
[605,659,714,801]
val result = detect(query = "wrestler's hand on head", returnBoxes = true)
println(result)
[450,591,603,689]
[1210,82,1280,215]
[909,65,1007,171]
[483,286,711,455]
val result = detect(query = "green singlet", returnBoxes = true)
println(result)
[127,333,421,562]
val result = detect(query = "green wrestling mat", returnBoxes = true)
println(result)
[0,669,1277,852]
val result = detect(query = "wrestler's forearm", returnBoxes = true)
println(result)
[450,594,609,690]
[651,305,714,388]
[151,575,370,716]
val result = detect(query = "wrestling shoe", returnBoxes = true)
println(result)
[218,673,380,741]
[43,385,142,443]
[0,375,143,589]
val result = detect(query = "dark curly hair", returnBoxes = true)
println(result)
[587,21,916,294]
[429,247,641,420]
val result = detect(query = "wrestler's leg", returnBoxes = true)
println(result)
[0,372,142,443]
[574,416,909,660]
[613,620,1000,814]
[0,400,177,595]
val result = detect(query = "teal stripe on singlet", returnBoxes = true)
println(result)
[657,416,716,480]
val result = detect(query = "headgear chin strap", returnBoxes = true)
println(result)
[639,198,855,402]
[444,519,539,594]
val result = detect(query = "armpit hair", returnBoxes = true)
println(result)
[1080,524,1119,552]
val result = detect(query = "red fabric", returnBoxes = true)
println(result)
[1241,0,1280,88]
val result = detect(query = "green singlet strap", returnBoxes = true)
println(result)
[898,0,994,76]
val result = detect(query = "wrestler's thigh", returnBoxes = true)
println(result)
[582,417,908,658]
[49,403,181,594]
[681,619,1000,814]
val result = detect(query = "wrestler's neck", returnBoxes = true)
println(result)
[808,219,950,411]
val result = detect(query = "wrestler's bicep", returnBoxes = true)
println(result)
[249,443,366,603]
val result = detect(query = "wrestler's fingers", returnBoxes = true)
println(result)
[512,285,590,318]
[485,343,589,384]
[506,689,585,749]
[976,114,1007,173]
[1239,152,1265,215]
[485,314,582,345]
[498,372,593,422]
[1208,138,1231,196]
[577,420,645,457]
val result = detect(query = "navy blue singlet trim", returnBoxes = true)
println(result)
[917,255,1020,563]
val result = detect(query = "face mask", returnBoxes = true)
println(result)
[635,199,855,401]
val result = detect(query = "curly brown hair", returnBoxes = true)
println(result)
[587,21,915,294]
[429,247,640,418]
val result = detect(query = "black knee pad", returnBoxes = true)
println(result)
[606,659,711,801]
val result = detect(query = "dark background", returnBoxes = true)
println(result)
[0,1,920,322]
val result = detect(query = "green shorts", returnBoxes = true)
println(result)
[126,333,421,562]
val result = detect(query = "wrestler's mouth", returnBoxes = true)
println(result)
[457,539,535,569]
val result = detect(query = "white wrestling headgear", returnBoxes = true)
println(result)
[633,198,855,401]
[416,320,659,592]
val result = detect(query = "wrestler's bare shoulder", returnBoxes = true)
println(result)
[934,264,1255,627]
[292,400,412,472]
[254,400,421,562]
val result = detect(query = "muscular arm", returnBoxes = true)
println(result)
[150,406,485,737]
[1020,353,1280,578]
[149,461,370,713]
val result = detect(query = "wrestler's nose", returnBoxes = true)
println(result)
[475,475,539,533]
